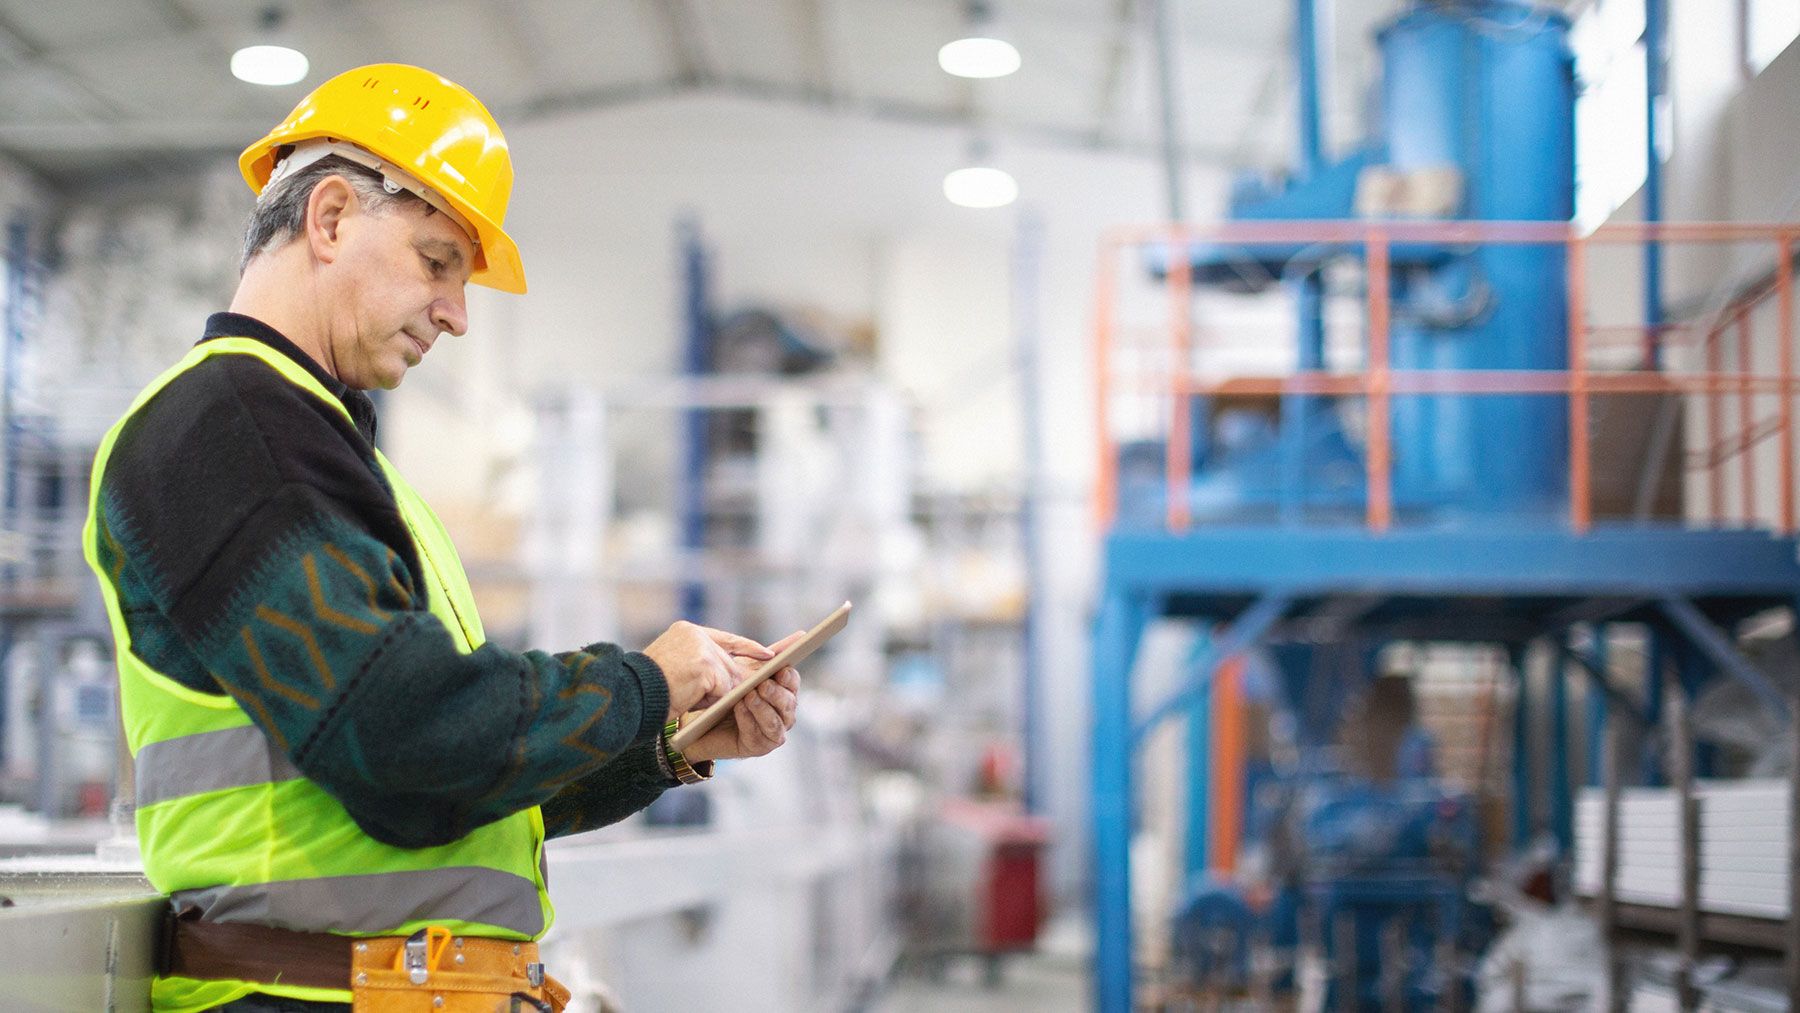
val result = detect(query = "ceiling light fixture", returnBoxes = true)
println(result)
[938,1,1020,79]
[232,8,309,86]
[943,166,1018,208]
[944,139,1018,209]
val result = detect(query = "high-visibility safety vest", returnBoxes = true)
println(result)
[82,337,553,1012]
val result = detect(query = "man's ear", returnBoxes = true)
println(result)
[304,175,358,266]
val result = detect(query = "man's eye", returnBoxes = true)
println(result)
[425,257,445,275]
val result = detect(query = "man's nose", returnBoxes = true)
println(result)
[432,290,468,338]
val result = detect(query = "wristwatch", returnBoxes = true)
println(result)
[662,718,714,785]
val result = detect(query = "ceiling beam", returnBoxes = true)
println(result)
[0,120,270,153]
[682,74,1234,164]
[150,0,243,109]
[510,78,690,122]
[0,8,124,123]
[0,70,1242,168]
[149,0,200,33]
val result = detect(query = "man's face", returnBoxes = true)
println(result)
[327,195,473,391]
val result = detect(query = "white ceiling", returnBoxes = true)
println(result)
[0,0,1576,187]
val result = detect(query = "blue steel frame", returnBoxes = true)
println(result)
[1643,0,1667,364]
[0,216,31,771]
[1584,631,1608,788]
[677,220,710,621]
[1183,631,1213,881]
[1089,523,1800,1013]
[1509,644,1532,848]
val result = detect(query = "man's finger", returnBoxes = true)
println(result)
[773,667,801,692]
[743,692,783,741]
[700,626,774,659]
[748,692,782,738]
[759,680,798,727]
[726,701,762,750]
[766,629,806,654]
[704,642,752,686]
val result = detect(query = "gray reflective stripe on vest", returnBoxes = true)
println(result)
[135,725,302,808]
[170,866,545,937]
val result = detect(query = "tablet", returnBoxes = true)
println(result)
[669,601,852,753]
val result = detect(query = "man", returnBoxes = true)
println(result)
[81,64,802,1013]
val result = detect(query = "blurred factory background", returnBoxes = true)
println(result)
[1,0,1800,1010]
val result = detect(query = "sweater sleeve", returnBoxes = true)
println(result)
[95,357,670,849]
[540,739,678,839]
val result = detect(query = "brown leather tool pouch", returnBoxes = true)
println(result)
[348,929,569,1013]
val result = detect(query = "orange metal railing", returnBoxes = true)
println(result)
[1092,221,1800,536]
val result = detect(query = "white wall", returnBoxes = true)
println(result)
[1596,5,1800,528]
[388,92,1220,499]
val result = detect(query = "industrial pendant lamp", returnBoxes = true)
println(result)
[943,139,1018,208]
[938,1,1021,79]
[231,6,309,86]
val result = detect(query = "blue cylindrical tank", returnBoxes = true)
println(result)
[1380,2,1575,517]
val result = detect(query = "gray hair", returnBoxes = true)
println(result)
[239,154,427,272]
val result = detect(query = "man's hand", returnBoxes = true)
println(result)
[641,621,773,721]
[681,630,805,764]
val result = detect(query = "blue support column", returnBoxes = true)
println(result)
[1281,271,1325,524]
[1510,645,1533,848]
[1787,599,1800,1006]
[1092,587,1150,1013]
[1014,210,1047,815]
[1644,627,1667,786]
[0,219,24,768]
[1659,596,1789,718]
[1282,0,1326,523]
[1585,627,1610,788]
[1185,629,1214,883]
[1550,642,1573,854]
[1,218,26,591]
[1643,0,1667,367]
[1671,636,1712,778]
[1136,593,1291,738]
[1294,0,1325,176]
[676,220,710,621]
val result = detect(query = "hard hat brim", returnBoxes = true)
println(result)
[239,130,528,295]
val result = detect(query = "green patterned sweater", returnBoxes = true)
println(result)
[92,313,677,846]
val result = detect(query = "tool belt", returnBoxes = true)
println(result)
[163,913,570,1012]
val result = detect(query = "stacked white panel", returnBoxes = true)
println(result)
[1573,781,1788,920]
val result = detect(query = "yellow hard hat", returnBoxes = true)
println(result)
[239,64,526,294]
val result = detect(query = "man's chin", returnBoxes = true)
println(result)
[365,363,408,391]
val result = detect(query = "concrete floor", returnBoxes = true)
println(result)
[870,950,1088,1013]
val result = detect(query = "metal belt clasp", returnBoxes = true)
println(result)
[398,926,453,985]
[404,933,429,985]
[527,961,545,987]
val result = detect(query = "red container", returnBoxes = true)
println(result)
[936,798,1052,952]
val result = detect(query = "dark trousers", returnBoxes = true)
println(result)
[206,996,349,1012]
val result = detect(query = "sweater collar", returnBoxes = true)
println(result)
[199,312,379,441]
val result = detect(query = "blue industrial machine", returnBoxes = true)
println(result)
[1156,0,1576,523]
[1090,1,1800,1011]
[1172,653,1487,1008]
